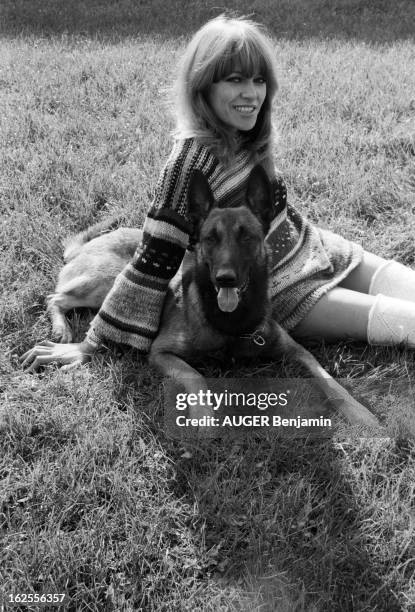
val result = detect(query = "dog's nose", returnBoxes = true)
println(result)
[215,269,237,287]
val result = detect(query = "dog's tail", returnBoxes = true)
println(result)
[63,217,122,262]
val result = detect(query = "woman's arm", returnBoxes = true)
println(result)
[85,139,208,351]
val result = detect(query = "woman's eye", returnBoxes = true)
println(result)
[226,75,266,85]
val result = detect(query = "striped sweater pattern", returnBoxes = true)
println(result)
[86,138,363,351]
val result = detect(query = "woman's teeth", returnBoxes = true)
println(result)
[234,106,256,114]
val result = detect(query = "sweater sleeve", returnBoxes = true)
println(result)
[86,139,213,352]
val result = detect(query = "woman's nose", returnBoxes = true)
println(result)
[241,79,256,99]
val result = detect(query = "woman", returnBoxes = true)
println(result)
[21,15,415,371]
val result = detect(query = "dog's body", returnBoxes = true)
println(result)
[47,224,143,343]
[48,166,378,426]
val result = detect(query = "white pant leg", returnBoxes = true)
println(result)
[367,293,415,347]
[369,260,415,303]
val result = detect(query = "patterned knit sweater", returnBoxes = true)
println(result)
[86,138,363,351]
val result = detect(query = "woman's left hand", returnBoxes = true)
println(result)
[20,340,94,372]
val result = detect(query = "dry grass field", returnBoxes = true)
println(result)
[1,1,415,610]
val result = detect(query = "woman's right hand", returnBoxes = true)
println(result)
[20,340,96,373]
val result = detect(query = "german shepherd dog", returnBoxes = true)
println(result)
[47,166,377,426]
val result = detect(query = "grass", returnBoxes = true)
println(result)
[1,0,415,610]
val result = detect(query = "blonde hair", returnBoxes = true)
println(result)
[174,15,278,162]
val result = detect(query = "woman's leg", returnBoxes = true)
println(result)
[340,250,415,303]
[292,286,415,348]
[292,287,374,341]
[292,250,415,344]
[338,251,388,293]
[292,251,389,341]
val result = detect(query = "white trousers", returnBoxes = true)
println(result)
[367,261,415,347]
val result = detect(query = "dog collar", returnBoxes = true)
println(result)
[239,327,266,346]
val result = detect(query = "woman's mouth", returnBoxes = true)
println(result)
[233,105,256,115]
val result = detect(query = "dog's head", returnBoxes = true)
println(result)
[187,165,273,313]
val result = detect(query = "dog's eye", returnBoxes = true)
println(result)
[204,233,217,246]
[238,227,253,242]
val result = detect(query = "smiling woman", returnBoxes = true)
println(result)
[21,13,415,373]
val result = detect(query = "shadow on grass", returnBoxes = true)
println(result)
[113,348,407,610]
[173,436,403,611]
[1,0,414,44]
[145,346,413,610]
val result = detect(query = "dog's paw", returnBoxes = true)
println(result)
[52,324,73,344]
[187,404,219,439]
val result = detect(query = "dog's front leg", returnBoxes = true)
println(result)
[149,350,216,430]
[265,326,379,427]
[47,293,74,342]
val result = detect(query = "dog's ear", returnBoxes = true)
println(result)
[187,171,215,247]
[246,165,274,234]
[187,170,215,221]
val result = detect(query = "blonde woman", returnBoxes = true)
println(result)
[22,15,415,370]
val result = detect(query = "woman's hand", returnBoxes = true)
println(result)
[20,340,96,373]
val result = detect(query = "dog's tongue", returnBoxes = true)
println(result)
[217,287,239,312]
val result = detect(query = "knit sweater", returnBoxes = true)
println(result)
[86,137,363,351]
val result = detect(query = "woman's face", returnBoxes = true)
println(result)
[208,69,267,132]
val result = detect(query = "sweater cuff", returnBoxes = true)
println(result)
[86,315,153,353]
[85,325,105,351]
